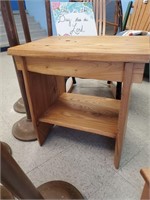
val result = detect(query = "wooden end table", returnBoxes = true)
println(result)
[8,36,150,169]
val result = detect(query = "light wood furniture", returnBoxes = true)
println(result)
[126,0,150,31]
[8,36,150,169]
[140,168,150,200]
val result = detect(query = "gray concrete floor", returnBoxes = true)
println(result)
[0,52,150,199]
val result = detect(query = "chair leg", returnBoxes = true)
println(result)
[1,142,12,155]
[12,117,36,142]
[107,81,111,84]
[72,77,76,84]
[13,97,26,113]
[1,142,84,199]
[116,82,122,100]
[1,1,37,142]
[0,185,15,200]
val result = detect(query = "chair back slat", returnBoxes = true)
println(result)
[1,1,20,47]
[135,1,146,30]
[1,0,32,46]
[98,0,103,35]
[132,0,143,30]
[102,0,106,35]
[115,0,123,32]
[1,0,32,119]
[127,0,150,31]
[18,0,31,42]
[140,3,150,30]
[82,0,106,35]
[45,0,52,36]
[71,0,122,35]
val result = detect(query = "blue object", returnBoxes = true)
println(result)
[25,0,69,35]
[10,0,26,11]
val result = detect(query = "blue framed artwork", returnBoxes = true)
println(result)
[51,2,97,36]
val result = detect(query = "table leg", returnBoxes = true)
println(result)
[114,63,134,169]
[20,57,65,145]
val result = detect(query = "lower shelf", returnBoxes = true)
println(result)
[39,93,120,138]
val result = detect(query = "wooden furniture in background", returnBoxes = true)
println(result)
[140,168,150,200]
[80,0,123,35]
[125,0,150,80]
[126,0,150,31]
[1,142,84,199]
[8,36,150,169]
[1,0,38,141]
[0,142,14,199]
[0,185,15,200]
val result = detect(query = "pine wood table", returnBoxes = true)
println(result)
[8,36,150,169]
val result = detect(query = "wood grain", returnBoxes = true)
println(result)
[40,93,120,138]
[8,36,150,63]
[14,56,145,83]
[26,58,124,81]
[20,57,65,144]
[127,0,150,31]
[9,35,148,167]
[114,63,134,169]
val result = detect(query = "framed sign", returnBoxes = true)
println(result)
[51,2,97,36]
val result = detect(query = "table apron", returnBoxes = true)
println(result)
[14,56,145,83]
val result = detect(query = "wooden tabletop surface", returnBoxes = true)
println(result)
[8,36,150,63]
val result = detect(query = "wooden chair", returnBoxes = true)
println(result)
[126,0,150,31]
[1,0,37,141]
[124,0,150,79]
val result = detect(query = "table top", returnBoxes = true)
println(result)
[8,36,150,63]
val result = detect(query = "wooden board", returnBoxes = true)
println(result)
[14,56,145,83]
[8,36,150,63]
[127,0,150,31]
[39,93,120,138]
